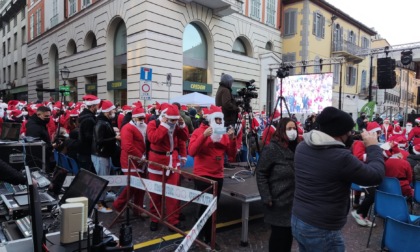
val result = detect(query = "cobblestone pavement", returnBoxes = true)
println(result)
[100,192,392,252]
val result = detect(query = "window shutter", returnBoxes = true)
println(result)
[346,67,350,85]
[312,13,316,35]
[291,11,297,34]
[285,12,290,35]
[321,16,325,38]
[352,67,357,85]
[361,70,367,89]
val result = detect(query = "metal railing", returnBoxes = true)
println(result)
[333,40,366,58]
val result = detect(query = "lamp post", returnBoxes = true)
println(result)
[59,66,70,102]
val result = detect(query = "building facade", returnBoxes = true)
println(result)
[0,0,27,101]
[26,0,282,112]
[281,0,376,118]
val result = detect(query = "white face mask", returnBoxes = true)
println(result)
[286,129,297,141]
[109,113,115,119]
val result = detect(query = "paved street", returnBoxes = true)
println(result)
[101,190,390,252]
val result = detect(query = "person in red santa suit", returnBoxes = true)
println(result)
[408,118,420,146]
[147,104,189,232]
[381,118,393,141]
[113,106,149,217]
[392,122,403,137]
[385,151,414,198]
[296,121,304,141]
[404,122,412,138]
[262,110,280,147]
[188,105,236,245]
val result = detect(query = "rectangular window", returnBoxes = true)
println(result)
[21,26,26,44]
[2,28,4,36]
[7,22,10,33]
[69,0,77,16]
[346,66,357,86]
[30,14,34,40]
[36,9,41,36]
[21,8,25,20]
[284,10,297,36]
[7,38,10,54]
[2,42,5,57]
[266,0,276,26]
[22,58,26,77]
[51,0,58,27]
[3,68,5,83]
[312,12,325,38]
[361,37,370,49]
[14,16,17,27]
[14,62,17,80]
[7,66,11,82]
[13,33,17,50]
[250,0,261,20]
[83,0,91,7]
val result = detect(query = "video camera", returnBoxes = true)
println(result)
[235,79,258,113]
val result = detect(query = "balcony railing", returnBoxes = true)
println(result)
[50,14,58,28]
[177,0,242,16]
[332,40,366,64]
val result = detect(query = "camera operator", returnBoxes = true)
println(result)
[216,74,239,127]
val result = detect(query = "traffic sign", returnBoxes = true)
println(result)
[140,67,153,81]
[140,80,152,100]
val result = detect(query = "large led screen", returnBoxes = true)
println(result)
[276,73,333,114]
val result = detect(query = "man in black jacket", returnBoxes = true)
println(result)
[77,95,100,174]
[26,106,53,172]
[216,74,239,127]
[1,159,26,185]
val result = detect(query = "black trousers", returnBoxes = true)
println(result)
[194,176,224,242]
[357,187,376,218]
[269,225,293,252]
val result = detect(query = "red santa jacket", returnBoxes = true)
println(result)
[385,157,413,197]
[147,120,189,174]
[262,125,276,146]
[120,121,146,174]
[408,126,420,145]
[188,123,237,178]
[381,124,393,141]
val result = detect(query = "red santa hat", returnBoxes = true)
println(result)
[367,122,381,133]
[122,105,131,112]
[82,94,101,106]
[406,122,413,126]
[8,109,23,119]
[147,105,153,112]
[132,106,146,118]
[395,135,408,148]
[393,120,399,125]
[415,118,420,124]
[181,105,188,112]
[164,104,180,120]
[7,100,19,111]
[413,144,420,155]
[393,124,402,135]
[132,101,143,108]
[202,108,210,117]
[68,101,75,108]
[153,101,161,113]
[208,105,224,120]
[272,110,281,122]
[53,101,62,110]
[18,100,27,107]
[100,100,115,113]
[384,118,390,123]
[69,108,79,117]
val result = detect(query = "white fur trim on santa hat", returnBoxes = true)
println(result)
[369,127,381,133]
[413,146,420,155]
[165,114,180,119]
[85,99,100,106]
[102,105,115,113]
[132,112,146,118]
[209,112,224,120]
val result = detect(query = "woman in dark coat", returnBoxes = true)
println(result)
[256,117,299,252]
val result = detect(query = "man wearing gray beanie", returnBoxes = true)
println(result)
[216,73,239,127]
[291,106,385,251]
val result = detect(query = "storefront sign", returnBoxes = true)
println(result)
[85,83,97,94]
[107,79,127,90]
[183,81,212,93]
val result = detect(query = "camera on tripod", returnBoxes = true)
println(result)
[235,79,258,112]
[276,65,293,79]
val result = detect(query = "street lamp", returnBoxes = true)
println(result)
[60,66,70,85]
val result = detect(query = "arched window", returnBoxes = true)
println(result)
[233,38,247,55]
[66,39,77,56]
[84,31,97,50]
[113,20,127,105]
[36,54,43,67]
[182,23,208,94]
[265,41,273,51]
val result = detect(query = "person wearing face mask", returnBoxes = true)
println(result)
[113,106,148,218]
[256,117,300,252]
[188,105,236,247]
[26,106,54,172]
[147,103,189,232]
[91,100,121,213]
[356,112,367,131]
[292,106,385,252]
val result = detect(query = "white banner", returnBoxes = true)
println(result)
[63,175,214,206]
[175,197,217,252]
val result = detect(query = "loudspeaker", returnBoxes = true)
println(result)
[0,142,45,171]
[65,197,88,233]
[377,58,397,89]
[60,203,84,244]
